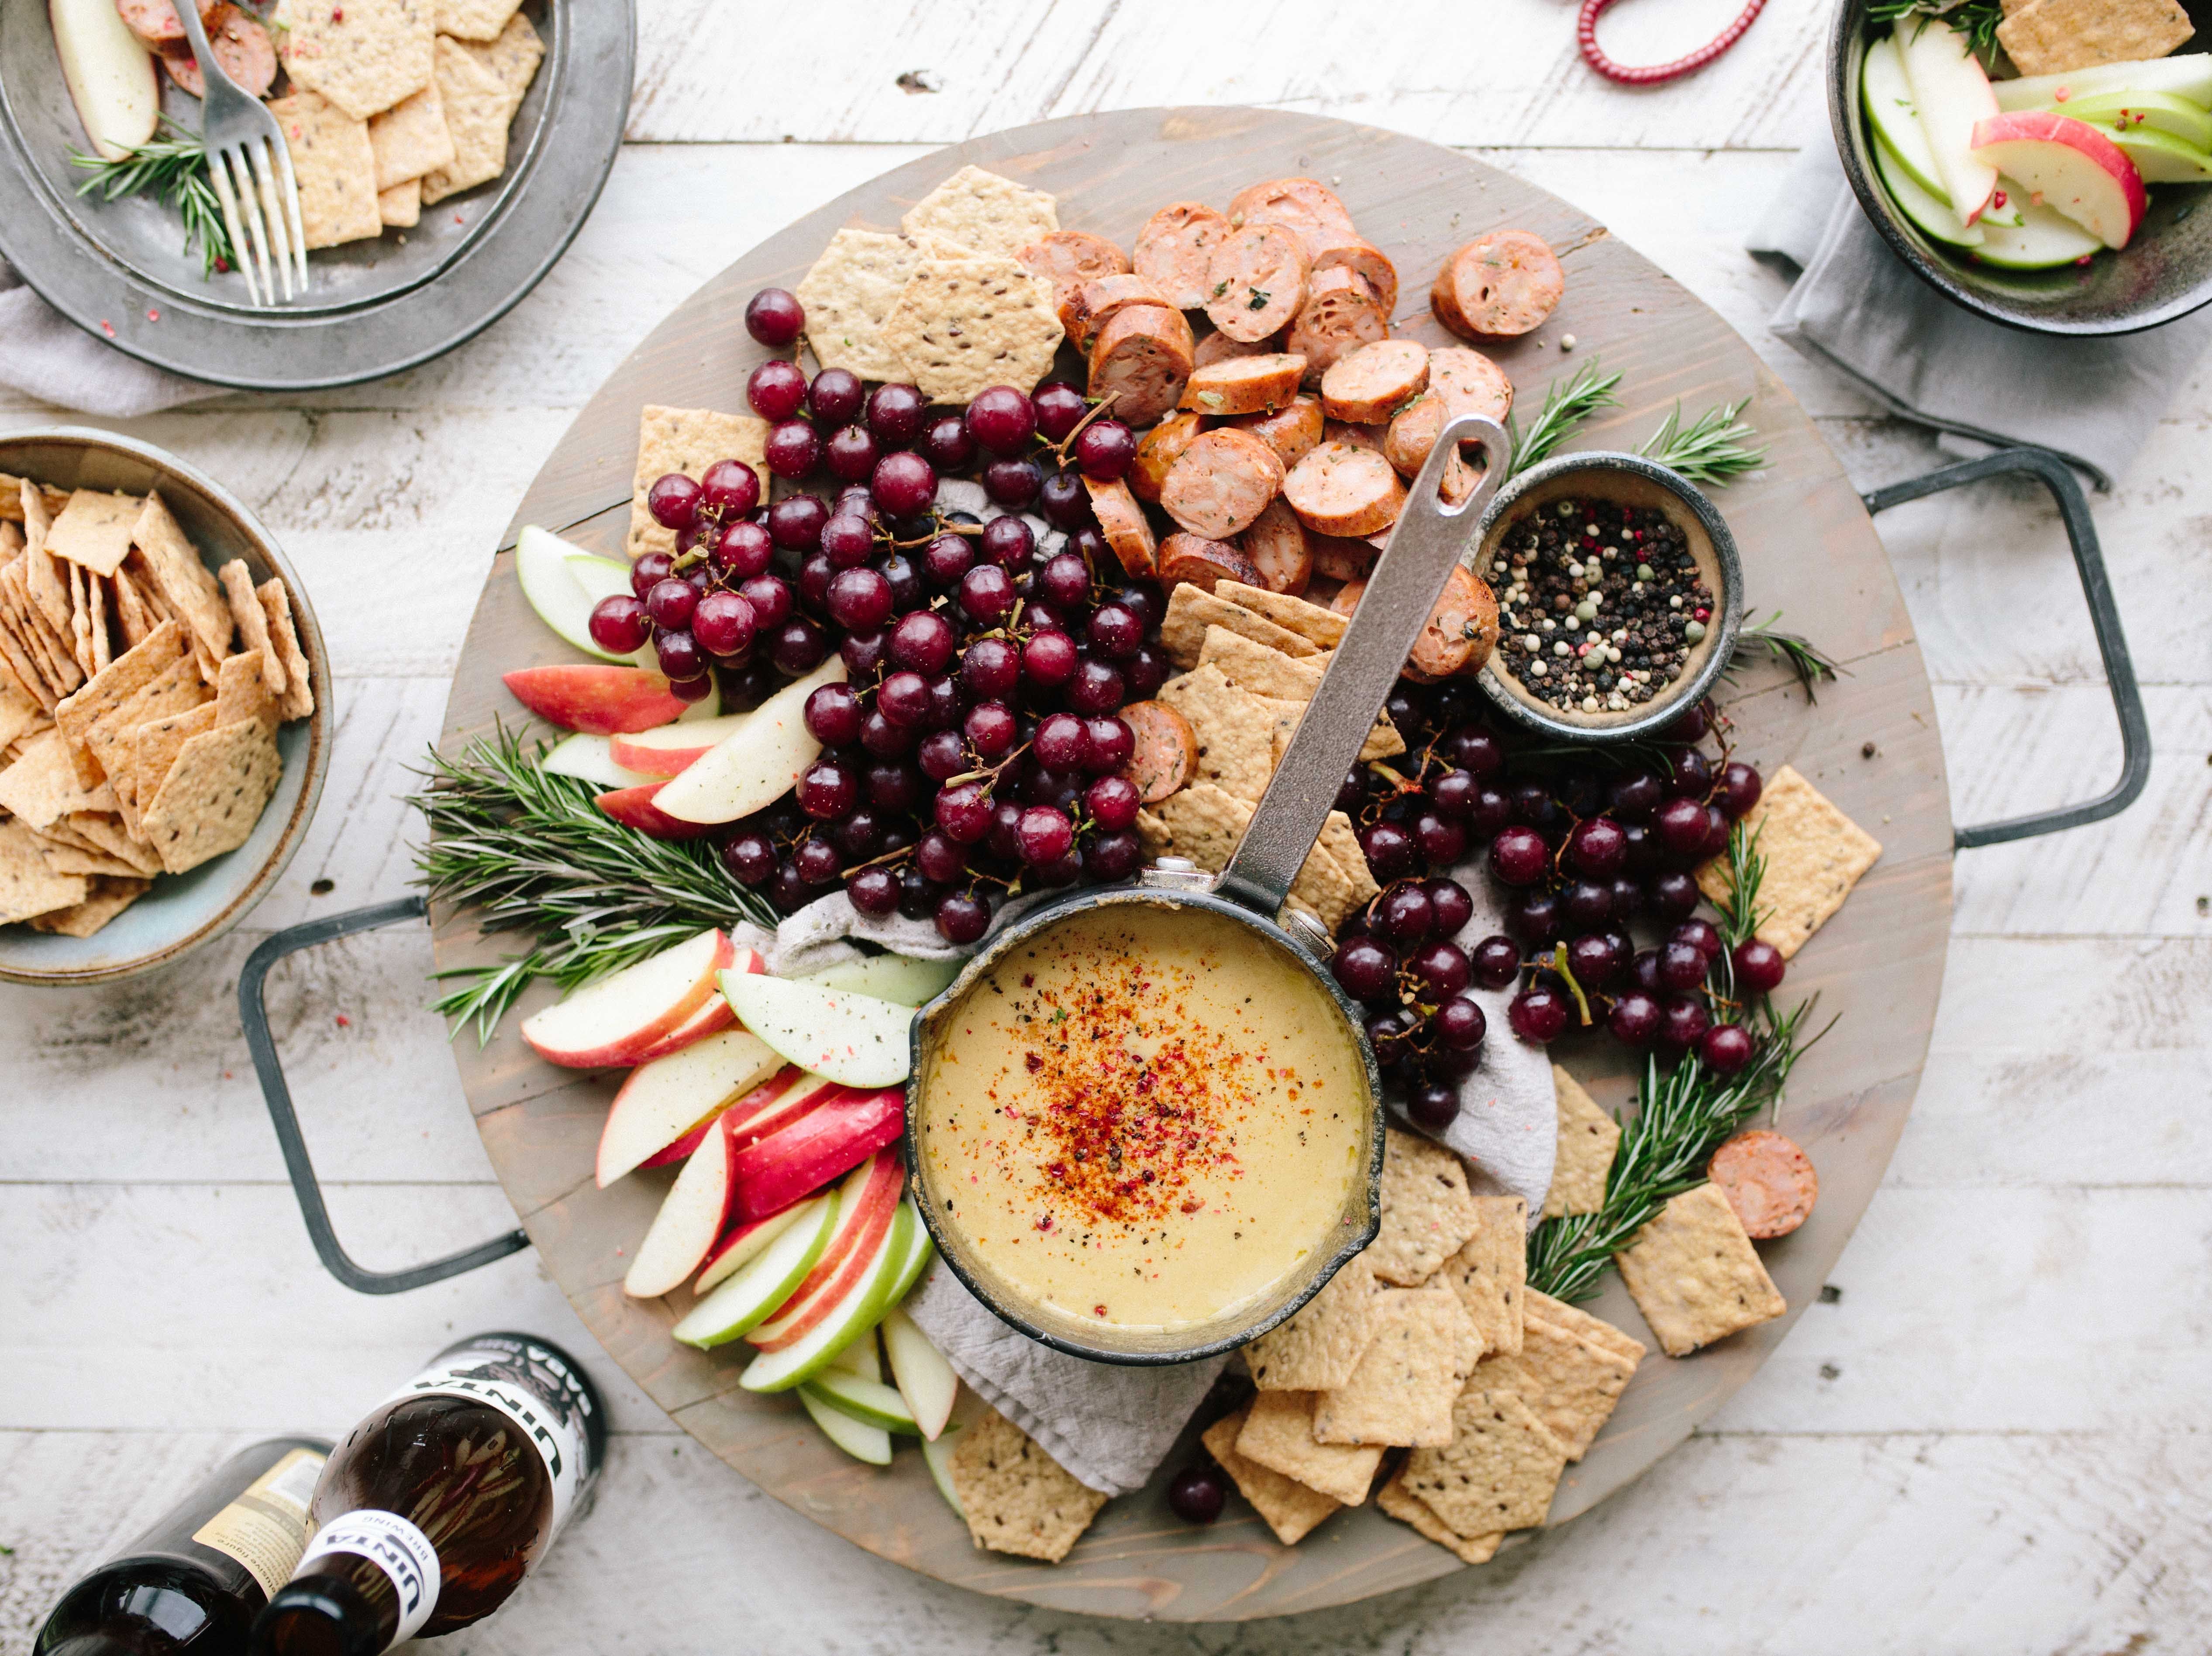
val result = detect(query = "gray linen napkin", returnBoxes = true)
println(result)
[1748,137,2212,489]
[0,257,215,415]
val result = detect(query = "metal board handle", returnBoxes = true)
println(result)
[238,894,531,1295]
[1862,447,2149,849]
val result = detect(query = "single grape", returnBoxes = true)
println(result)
[796,551,835,615]
[872,451,937,519]
[880,551,924,614]
[917,729,967,782]
[1666,702,1710,743]
[865,383,926,448]
[672,671,717,704]
[1561,879,1611,930]
[965,386,1036,454]
[833,809,887,861]
[629,550,675,599]
[922,415,975,472]
[713,519,774,581]
[1085,774,1140,831]
[1362,821,1420,884]
[744,286,803,346]
[699,458,761,517]
[847,865,900,916]
[1419,878,1471,940]
[1700,1023,1753,1074]
[1366,1007,1418,1065]
[1085,827,1143,881]
[647,472,702,531]
[915,831,967,885]
[1167,1466,1226,1526]
[1016,806,1075,865]
[977,516,1032,571]
[588,594,650,654]
[1406,1082,1461,1132]
[1654,796,1709,859]
[824,423,879,484]
[1436,995,1487,1054]
[764,419,821,480]
[922,532,976,590]
[865,756,924,810]
[814,514,868,571]
[985,799,1024,861]
[1656,939,1707,992]
[1468,785,1512,837]
[879,610,949,677]
[767,860,813,914]
[964,700,1017,759]
[1385,687,1424,733]
[840,629,887,681]
[1673,919,1724,962]
[747,358,808,422]
[693,591,758,658]
[1470,934,1520,990]
[961,635,1022,700]
[1508,985,1570,1043]
[1033,382,1089,443]
[1038,472,1094,532]
[1022,629,1078,689]
[1566,932,1619,988]
[1087,604,1142,662]
[1037,551,1092,610]
[897,868,940,922]
[1488,824,1550,887]
[935,891,991,945]
[794,837,844,886]
[1444,726,1505,779]
[873,670,927,729]
[1085,716,1133,774]
[823,567,892,633]
[798,757,859,821]
[1066,658,1124,714]
[1414,811,1467,867]
[1627,947,1665,995]
[1375,885,1435,947]
[983,457,1043,512]
[1567,816,1627,878]
[1733,938,1786,995]
[1506,888,1561,946]
[1429,770,1478,822]
[1409,940,1471,998]
[958,564,1017,626]
[1034,712,1085,771]
[1658,995,1711,1050]
[1607,989,1662,1046]
[1647,868,1700,921]
[768,617,827,675]
[1332,936,1398,1002]
[808,367,864,427]
[654,627,703,682]
[1509,781,1553,826]
[1607,876,1645,924]
[1607,770,1664,821]
[768,493,829,551]
[1024,598,1066,636]
[1700,803,1732,859]
[1667,747,1713,798]
[1073,419,1136,482]
[1123,643,1170,699]
[720,834,780,892]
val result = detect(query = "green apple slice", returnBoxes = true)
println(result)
[720,974,914,1088]
[2048,89,2212,149]
[1874,132,1985,247]
[540,733,657,792]
[1864,33,1947,197]
[516,526,634,663]
[2081,120,2212,182]
[825,1326,882,1382]
[883,1208,934,1305]
[1973,199,2106,269]
[1996,55,2212,114]
[881,1305,958,1440]
[920,1427,965,1517]
[799,953,965,1007]
[741,1205,916,1393]
[799,1384,892,1465]
[672,1192,837,1348]
[805,1370,921,1434]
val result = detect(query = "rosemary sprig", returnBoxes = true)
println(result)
[1728,610,1844,702]
[1710,820,1771,950]
[1506,361,1623,478]
[1867,0,2005,61]
[410,724,776,1043]
[1637,396,1768,487]
[69,120,235,278]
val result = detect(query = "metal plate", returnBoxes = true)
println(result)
[0,0,631,389]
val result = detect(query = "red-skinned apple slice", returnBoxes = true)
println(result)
[741,1204,917,1391]
[595,1028,783,1188]
[520,929,733,1069]
[623,1119,737,1298]
[695,1200,808,1294]
[595,782,720,840]
[730,1086,906,1223]
[608,713,756,778]
[725,1068,845,1150]
[631,949,765,1067]
[654,657,846,824]
[503,664,691,735]
[746,1152,905,1349]
[1971,111,2147,248]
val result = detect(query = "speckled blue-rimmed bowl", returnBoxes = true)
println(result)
[0,428,327,985]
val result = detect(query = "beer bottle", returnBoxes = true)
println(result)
[250,1333,604,1656]
[35,1437,332,1655]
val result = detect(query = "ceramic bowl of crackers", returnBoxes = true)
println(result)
[0,427,327,985]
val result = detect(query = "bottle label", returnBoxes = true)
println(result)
[382,1337,596,1538]
[190,1446,328,1601]
[298,1509,440,1646]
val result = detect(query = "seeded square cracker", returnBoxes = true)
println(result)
[1313,1284,1482,1448]
[140,717,283,874]
[215,651,280,734]
[1376,1470,1504,1564]
[65,812,161,877]
[130,496,232,676]
[1372,1128,1484,1287]
[0,818,89,924]
[1165,588,1320,670]
[1247,1252,1381,1391]
[367,75,453,190]
[135,703,220,810]
[267,91,384,248]
[25,826,142,879]
[54,621,192,790]
[1,563,83,700]
[626,406,770,562]
[1316,808,1380,910]
[796,228,930,385]
[1695,764,1880,961]
[0,674,36,754]
[418,36,513,204]
[283,0,435,119]
[900,165,1058,261]
[1235,1389,1383,1506]
[1259,692,1406,768]
[1201,1407,1341,1544]
[1544,1065,1619,1218]
[82,658,210,796]
[254,580,316,721]
[881,257,1064,406]
[1152,780,1251,872]
[1478,1313,1638,1462]
[1402,1386,1568,1536]
[379,179,422,227]
[1158,664,1277,802]
[1215,579,1349,650]
[945,1408,1106,1563]
[1996,0,2193,75]
[26,874,151,936]
[434,0,523,43]
[218,562,285,698]
[1196,622,1326,692]
[1523,1289,1647,1366]
[46,490,141,578]
[1440,1195,1527,1358]
[1613,1181,1785,1358]
[449,11,542,103]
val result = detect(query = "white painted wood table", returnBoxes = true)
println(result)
[5,2,2209,1649]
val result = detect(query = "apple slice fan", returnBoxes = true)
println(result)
[1578,0,1771,83]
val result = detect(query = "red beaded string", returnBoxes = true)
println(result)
[1577,0,1772,86]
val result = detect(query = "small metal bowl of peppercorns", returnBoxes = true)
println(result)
[1472,451,1743,744]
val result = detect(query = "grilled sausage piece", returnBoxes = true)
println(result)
[1328,577,1366,617]
[1193,329,1282,368]
[1134,202,1233,310]
[1311,237,1400,318]
[1383,393,1447,479]
[1308,532,1376,583]
[1283,442,1406,538]
[1131,410,1207,505]
[1020,231,1131,327]
[160,4,275,96]
[118,0,211,46]
[1088,304,1195,427]
[1230,393,1324,471]
[1708,1131,1819,1239]
[1427,347,1516,427]
[1287,267,1390,386]
[1062,272,1172,352]
[1203,224,1310,344]
[1226,177,1358,258]
[1157,532,1259,595]
[1120,700,1199,803]
[1160,428,1286,541]
[1403,565,1498,680]
[1320,338,1431,425]
[1432,231,1565,340]
[1085,478,1158,580]
[1237,497,1313,596]
[1180,353,1307,418]
[1324,420,1385,456]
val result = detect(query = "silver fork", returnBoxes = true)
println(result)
[173,3,308,305]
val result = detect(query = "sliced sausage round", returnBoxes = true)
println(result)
[1238,497,1312,596]
[1309,532,1376,583]
[1085,478,1158,580]
[1708,1131,1818,1239]
[1439,443,1485,508]
[1088,304,1195,427]
[1282,442,1406,538]
[1403,565,1498,680]
[1062,272,1172,352]
[160,5,275,97]
[1320,338,1431,425]
[1203,224,1309,344]
[1134,202,1233,310]
[1428,346,1515,428]
[1019,231,1131,325]
[1287,267,1389,386]
[1193,329,1282,368]
[1328,577,1366,617]
[1131,410,1206,506]
[1120,700,1198,804]
[1324,419,1386,457]
[1181,353,1307,418]
[1160,428,1286,541]
[1311,238,1399,318]
[1157,532,1259,595]
[1230,393,1323,471]
[1383,392,1446,479]
[1432,231,1565,340]
[119,0,209,45]
[1226,177,1357,258]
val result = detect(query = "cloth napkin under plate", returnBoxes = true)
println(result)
[1747,130,2212,490]
[0,257,216,416]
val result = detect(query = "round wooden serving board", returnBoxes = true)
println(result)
[436,108,1954,1620]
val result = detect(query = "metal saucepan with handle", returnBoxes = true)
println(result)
[902,414,1512,1365]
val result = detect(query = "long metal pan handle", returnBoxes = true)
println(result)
[238,894,531,1295]
[1218,416,1511,914]
[1862,447,2148,849]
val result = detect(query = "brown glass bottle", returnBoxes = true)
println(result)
[249,1333,604,1656]
[34,1438,332,1656]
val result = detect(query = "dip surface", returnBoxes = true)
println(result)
[916,902,1368,1332]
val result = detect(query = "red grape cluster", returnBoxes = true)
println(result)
[589,287,1156,943]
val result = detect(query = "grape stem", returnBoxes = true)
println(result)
[1037,390,1122,465]
[1548,943,1595,1026]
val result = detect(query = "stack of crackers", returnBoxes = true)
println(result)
[269,0,544,245]
[796,165,1067,403]
[0,476,311,939]
[1128,579,1399,933]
